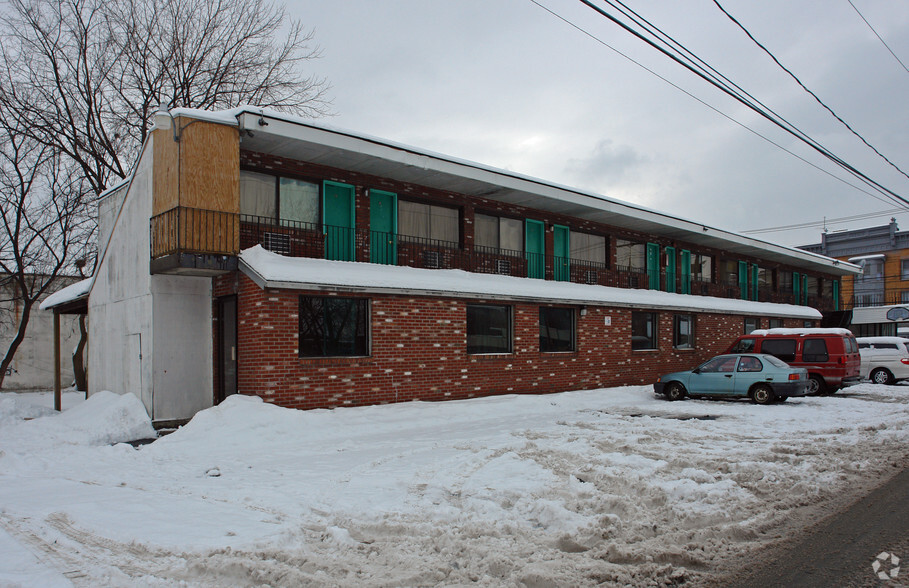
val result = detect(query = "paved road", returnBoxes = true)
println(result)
[725,465,909,587]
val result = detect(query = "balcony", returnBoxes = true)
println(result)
[150,209,837,310]
[150,207,239,275]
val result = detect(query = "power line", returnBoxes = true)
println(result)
[742,208,907,235]
[573,0,909,211]
[847,0,909,75]
[713,0,909,183]
[526,0,899,210]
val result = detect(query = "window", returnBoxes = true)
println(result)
[779,271,793,290]
[691,254,712,283]
[768,318,783,329]
[806,275,818,297]
[721,260,739,286]
[299,297,369,357]
[673,314,694,349]
[862,259,883,281]
[699,356,737,373]
[399,201,459,244]
[540,307,575,352]
[744,317,759,334]
[631,311,657,350]
[761,339,797,362]
[903,259,909,280]
[240,171,278,219]
[571,232,606,265]
[279,177,319,225]
[803,338,829,362]
[737,356,763,372]
[730,338,756,353]
[240,171,319,225]
[803,320,814,328]
[475,213,522,251]
[758,267,769,290]
[467,304,512,354]
[616,239,645,271]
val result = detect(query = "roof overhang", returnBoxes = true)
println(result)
[173,107,859,277]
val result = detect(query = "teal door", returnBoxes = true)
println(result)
[323,181,355,261]
[369,190,396,265]
[793,271,801,305]
[680,249,691,295]
[665,246,676,293]
[738,261,748,300]
[646,243,660,290]
[553,225,569,282]
[833,280,839,311]
[525,220,545,279]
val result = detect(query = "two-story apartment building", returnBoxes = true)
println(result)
[78,107,857,425]
[801,219,909,336]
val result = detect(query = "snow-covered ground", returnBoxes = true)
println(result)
[1,384,908,587]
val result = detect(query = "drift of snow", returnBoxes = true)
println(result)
[1,384,908,586]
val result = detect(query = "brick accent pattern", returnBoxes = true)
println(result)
[224,272,810,411]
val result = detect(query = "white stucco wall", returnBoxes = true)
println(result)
[90,133,213,422]
[1,277,83,390]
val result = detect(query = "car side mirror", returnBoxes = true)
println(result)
[692,368,701,374]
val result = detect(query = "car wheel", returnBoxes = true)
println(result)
[751,384,775,405]
[665,382,686,401]
[807,375,827,396]
[870,368,894,385]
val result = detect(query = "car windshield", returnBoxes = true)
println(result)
[763,355,790,369]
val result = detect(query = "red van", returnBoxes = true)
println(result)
[724,328,861,395]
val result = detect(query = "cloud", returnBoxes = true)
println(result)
[564,140,646,188]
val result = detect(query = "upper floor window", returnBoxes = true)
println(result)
[691,253,712,283]
[616,239,645,272]
[475,213,522,252]
[779,271,793,290]
[721,260,739,286]
[570,232,606,265]
[240,171,319,225]
[861,259,883,281]
[806,275,819,296]
[902,259,909,281]
[399,201,459,245]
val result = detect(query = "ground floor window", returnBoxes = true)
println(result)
[673,314,694,349]
[540,307,575,352]
[299,296,369,357]
[631,311,657,350]
[744,317,759,334]
[768,318,783,329]
[467,304,512,354]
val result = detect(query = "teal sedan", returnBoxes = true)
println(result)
[654,354,810,404]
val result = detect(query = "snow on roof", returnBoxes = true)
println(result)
[239,246,821,319]
[39,276,93,311]
[847,254,886,263]
[749,328,853,337]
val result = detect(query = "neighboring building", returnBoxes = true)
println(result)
[65,107,857,425]
[801,219,909,336]
[1,275,83,390]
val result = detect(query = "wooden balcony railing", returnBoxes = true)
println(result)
[151,207,239,259]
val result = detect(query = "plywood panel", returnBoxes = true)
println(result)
[152,128,180,216]
[178,119,240,214]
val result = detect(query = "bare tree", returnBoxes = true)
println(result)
[0,0,329,388]
[0,0,330,196]
[0,121,93,390]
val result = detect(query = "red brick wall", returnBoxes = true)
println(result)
[229,273,811,410]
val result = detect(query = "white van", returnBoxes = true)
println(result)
[856,337,909,385]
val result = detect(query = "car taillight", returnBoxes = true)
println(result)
[789,373,801,381]
[901,358,909,365]
[838,357,844,364]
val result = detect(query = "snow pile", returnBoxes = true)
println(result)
[1,385,909,586]
[0,391,155,451]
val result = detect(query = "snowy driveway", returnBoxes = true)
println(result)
[1,384,908,586]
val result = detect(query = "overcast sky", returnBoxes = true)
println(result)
[290,0,909,248]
